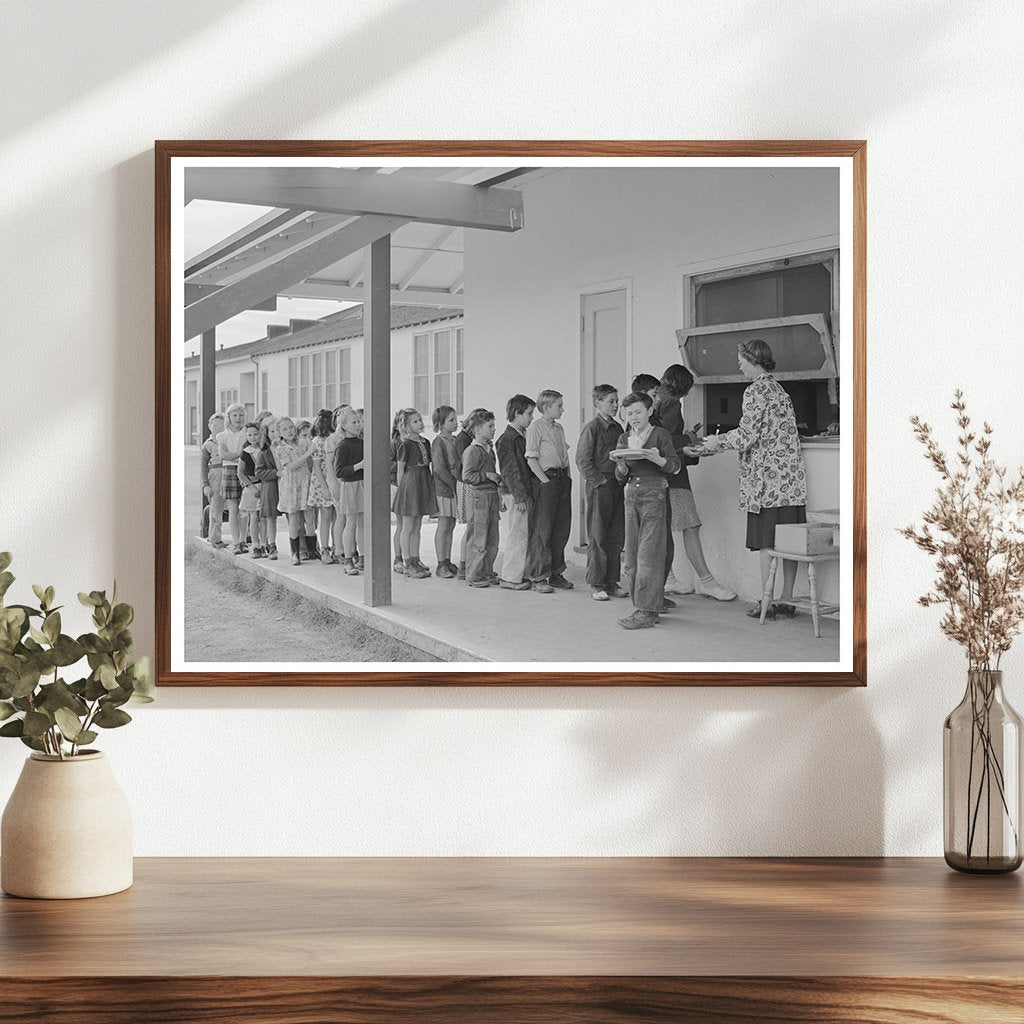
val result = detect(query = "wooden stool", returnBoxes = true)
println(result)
[759,549,840,638]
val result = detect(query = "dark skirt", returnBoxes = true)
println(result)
[746,504,807,551]
[260,479,280,517]
[391,465,437,517]
[221,466,242,502]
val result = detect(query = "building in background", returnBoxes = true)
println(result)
[183,304,464,440]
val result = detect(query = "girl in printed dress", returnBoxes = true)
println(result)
[306,408,337,564]
[332,407,365,576]
[391,408,437,579]
[430,405,459,578]
[272,416,313,567]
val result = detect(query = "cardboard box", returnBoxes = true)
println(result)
[774,523,839,556]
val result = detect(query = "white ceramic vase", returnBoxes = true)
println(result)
[1,751,133,899]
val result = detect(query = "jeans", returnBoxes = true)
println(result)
[527,471,572,582]
[585,478,624,587]
[465,488,500,582]
[207,467,224,544]
[500,498,531,583]
[623,477,668,613]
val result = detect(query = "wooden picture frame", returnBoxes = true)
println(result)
[156,140,866,686]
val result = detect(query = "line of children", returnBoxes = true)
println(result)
[199,376,728,630]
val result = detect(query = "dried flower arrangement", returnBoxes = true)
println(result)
[902,391,1024,869]
[901,391,1024,667]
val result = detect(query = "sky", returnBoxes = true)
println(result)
[184,200,353,355]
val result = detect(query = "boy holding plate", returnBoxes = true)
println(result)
[611,392,681,629]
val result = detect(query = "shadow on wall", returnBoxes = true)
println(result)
[0,1,244,140]
[569,686,885,856]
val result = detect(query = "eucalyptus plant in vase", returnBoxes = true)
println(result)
[0,552,153,898]
[902,392,1024,873]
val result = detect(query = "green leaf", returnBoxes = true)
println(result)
[12,697,33,712]
[54,707,85,742]
[0,718,24,737]
[0,606,27,652]
[0,552,11,573]
[49,635,85,668]
[93,705,132,729]
[28,627,49,646]
[22,710,51,738]
[19,735,45,752]
[0,571,14,602]
[83,675,108,701]
[0,700,15,721]
[6,604,42,619]
[98,664,118,691]
[0,651,19,674]
[11,666,41,700]
[36,679,88,717]
[78,592,100,608]
[80,634,112,655]
[44,586,55,608]
[74,730,98,746]
[42,611,61,644]
[110,603,133,629]
[128,657,154,700]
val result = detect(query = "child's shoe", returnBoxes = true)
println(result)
[456,561,467,580]
[445,560,458,576]
[435,563,457,579]
[548,573,574,590]
[485,571,500,585]
[605,584,629,598]
[321,548,337,565]
[406,560,430,579]
[344,557,360,576]
[663,572,695,596]
[468,578,491,588]
[290,538,301,566]
[661,596,677,611]
[357,556,365,572]
[393,558,406,575]
[499,579,531,590]
[267,545,278,561]
[618,610,659,630]
[591,587,610,601]
[531,580,554,594]
[252,547,265,559]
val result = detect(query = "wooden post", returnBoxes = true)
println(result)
[363,236,392,607]
[199,328,216,537]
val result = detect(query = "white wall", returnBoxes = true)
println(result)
[1,0,1022,856]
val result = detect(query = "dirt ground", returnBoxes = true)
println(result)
[183,544,439,663]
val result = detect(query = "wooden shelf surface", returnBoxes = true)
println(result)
[2,857,1023,1023]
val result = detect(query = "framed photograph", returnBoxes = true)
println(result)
[156,141,865,686]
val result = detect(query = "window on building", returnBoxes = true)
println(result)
[219,388,238,411]
[412,325,462,414]
[681,252,839,436]
[288,347,352,418]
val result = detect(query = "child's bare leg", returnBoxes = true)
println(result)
[355,515,364,556]
[407,518,422,561]
[319,506,334,552]
[393,520,403,561]
[333,510,345,555]
[435,517,454,563]
[682,526,711,578]
[400,517,415,562]
[227,500,240,545]
[343,516,357,559]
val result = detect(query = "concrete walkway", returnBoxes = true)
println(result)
[188,521,841,666]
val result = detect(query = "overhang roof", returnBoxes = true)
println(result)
[185,167,555,312]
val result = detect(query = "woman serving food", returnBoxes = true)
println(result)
[696,339,808,620]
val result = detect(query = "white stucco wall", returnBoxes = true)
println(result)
[1,0,1023,856]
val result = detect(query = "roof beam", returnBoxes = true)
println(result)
[185,209,299,278]
[184,214,408,340]
[447,275,464,295]
[397,226,457,291]
[280,280,464,308]
[184,282,277,310]
[185,167,524,231]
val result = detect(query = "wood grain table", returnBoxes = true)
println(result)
[2,857,1022,1023]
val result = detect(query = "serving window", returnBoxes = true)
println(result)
[678,252,840,436]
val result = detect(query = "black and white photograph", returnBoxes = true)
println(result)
[161,146,862,683]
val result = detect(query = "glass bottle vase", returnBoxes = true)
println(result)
[944,669,1023,873]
